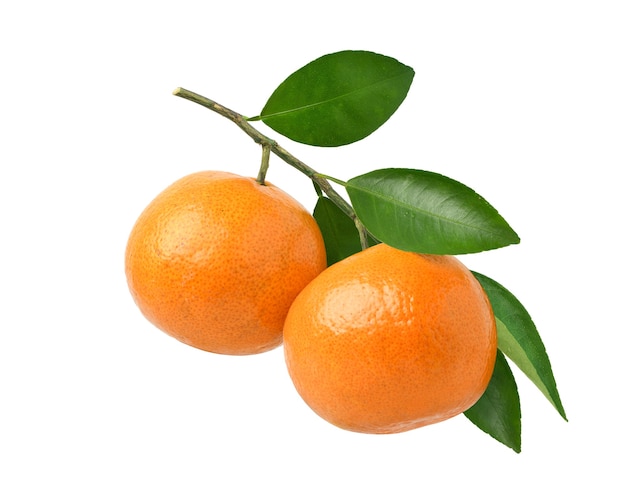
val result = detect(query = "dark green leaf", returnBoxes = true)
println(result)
[313,197,362,266]
[254,50,414,147]
[345,168,520,254]
[313,196,377,266]
[473,272,567,421]
[465,350,522,453]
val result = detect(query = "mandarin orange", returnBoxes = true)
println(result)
[283,243,497,433]
[125,170,326,355]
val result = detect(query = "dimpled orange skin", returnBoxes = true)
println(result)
[283,244,497,434]
[125,171,327,355]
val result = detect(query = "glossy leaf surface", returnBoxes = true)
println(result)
[255,51,414,146]
[473,272,567,420]
[464,350,522,453]
[345,168,520,254]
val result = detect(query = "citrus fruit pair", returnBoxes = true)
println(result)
[125,170,497,434]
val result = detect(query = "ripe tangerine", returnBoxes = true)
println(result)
[283,243,497,433]
[125,170,327,355]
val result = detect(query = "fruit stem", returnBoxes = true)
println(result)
[257,143,271,185]
[172,87,357,223]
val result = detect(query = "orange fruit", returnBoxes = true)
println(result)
[125,170,327,355]
[283,243,497,433]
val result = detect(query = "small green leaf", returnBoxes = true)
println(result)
[313,197,362,266]
[254,50,414,147]
[464,350,522,453]
[473,272,567,421]
[345,168,520,255]
[313,197,377,266]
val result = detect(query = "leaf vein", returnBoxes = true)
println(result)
[259,71,412,121]
[350,182,508,238]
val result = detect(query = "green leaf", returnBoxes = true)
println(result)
[254,50,414,147]
[464,350,522,453]
[345,168,520,255]
[313,197,362,266]
[473,272,567,421]
[313,196,377,266]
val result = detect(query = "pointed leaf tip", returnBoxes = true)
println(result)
[465,350,522,453]
[473,271,567,421]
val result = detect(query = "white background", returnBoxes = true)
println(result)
[1,1,624,499]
